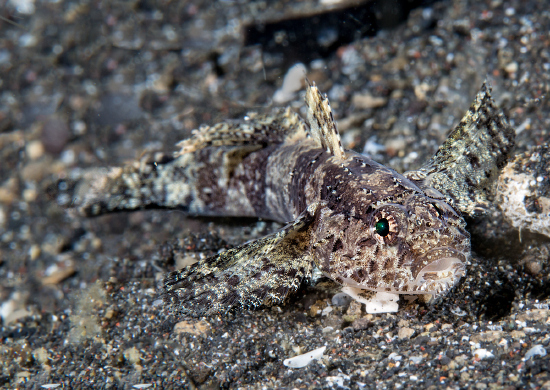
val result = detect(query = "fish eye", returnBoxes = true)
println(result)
[375,218,390,236]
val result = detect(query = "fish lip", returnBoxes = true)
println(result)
[409,253,466,295]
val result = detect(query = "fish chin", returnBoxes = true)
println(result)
[411,256,466,296]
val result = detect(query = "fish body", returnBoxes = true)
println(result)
[55,82,514,316]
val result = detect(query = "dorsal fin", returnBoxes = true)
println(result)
[176,108,307,156]
[305,81,346,160]
[404,81,516,217]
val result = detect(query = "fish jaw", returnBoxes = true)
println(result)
[407,249,467,296]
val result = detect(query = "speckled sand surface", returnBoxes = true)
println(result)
[0,0,549,388]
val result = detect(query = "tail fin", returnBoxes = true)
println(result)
[47,153,182,217]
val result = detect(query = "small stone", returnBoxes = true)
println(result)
[351,93,387,109]
[525,260,542,275]
[510,330,526,338]
[16,371,31,383]
[309,300,327,317]
[398,327,415,339]
[397,319,409,327]
[504,61,518,74]
[332,292,352,307]
[23,188,37,202]
[385,137,407,157]
[439,356,451,365]
[123,347,141,365]
[41,116,70,154]
[346,300,362,317]
[29,244,41,261]
[0,177,18,204]
[418,294,434,304]
[424,323,435,332]
[32,348,49,365]
[26,140,45,160]
[321,326,334,334]
[454,355,468,367]
[104,309,116,320]
[414,82,430,101]
[21,161,52,182]
[173,320,211,336]
[351,317,371,331]
[41,258,76,285]
[91,237,103,251]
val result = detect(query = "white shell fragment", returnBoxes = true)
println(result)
[273,63,307,104]
[342,287,399,313]
[497,144,550,238]
[473,349,494,360]
[283,346,327,368]
[524,344,547,360]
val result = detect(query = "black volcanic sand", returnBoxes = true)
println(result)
[0,0,549,388]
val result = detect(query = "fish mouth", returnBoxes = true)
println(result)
[409,250,466,296]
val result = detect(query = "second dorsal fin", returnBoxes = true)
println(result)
[404,81,516,217]
[175,108,307,156]
[305,82,346,160]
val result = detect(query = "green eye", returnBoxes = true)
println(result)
[375,218,390,236]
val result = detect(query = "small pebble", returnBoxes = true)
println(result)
[25,140,44,160]
[173,320,211,336]
[41,117,70,154]
[504,61,518,74]
[332,292,352,307]
[351,317,371,331]
[398,327,415,339]
[351,93,387,109]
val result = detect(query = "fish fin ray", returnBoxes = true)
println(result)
[176,108,307,155]
[305,81,346,160]
[46,152,182,216]
[163,203,324,316]
[405,81,515,217]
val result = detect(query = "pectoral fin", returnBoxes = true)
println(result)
[163,203,323,316]
[405,82,515,217]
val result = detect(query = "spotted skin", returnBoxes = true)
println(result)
[405,83,515,216]
[54,82,515,316]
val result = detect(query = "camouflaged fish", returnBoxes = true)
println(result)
[54,81,515,316]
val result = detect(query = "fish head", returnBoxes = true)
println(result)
[312,191,470,297]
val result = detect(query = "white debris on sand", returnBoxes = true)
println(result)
[342,287,399,313]
[273,63,307,104]
[473,349,494,360]
[283,346,327,368]
[524,344,547,360]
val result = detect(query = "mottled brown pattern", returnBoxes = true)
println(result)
[53,82,515,316]
[405,83,515,217]
[497,144,550,238]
